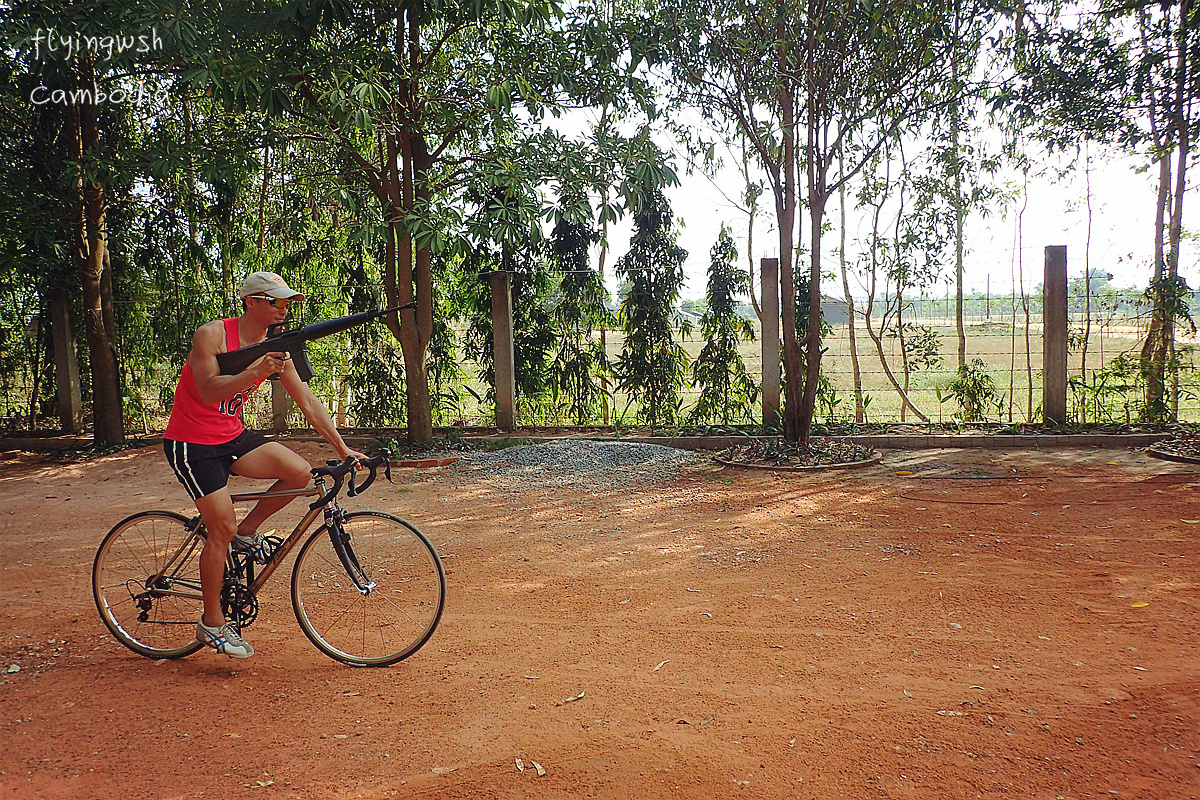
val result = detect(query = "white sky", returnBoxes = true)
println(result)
[595,148,1197,303]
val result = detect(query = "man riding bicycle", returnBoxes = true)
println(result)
[162,271,366,658]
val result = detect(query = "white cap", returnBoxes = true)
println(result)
[239,271,305,301]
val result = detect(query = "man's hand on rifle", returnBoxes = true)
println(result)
[252,351,291,380]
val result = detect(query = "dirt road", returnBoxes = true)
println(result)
[2,442,1198,799]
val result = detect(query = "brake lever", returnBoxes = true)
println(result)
[379,447,394,484]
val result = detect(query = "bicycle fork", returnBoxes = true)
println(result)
[328,509,376,595]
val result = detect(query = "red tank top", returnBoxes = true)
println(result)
[163,318,266,444]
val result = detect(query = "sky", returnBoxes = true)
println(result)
[599,147,1196,304]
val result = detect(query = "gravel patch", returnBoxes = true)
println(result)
[454,439,704,492]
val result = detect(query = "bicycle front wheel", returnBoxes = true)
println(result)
[93,510,206,659]
[291,511,446,666]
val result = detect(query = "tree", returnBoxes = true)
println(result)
[2,2,178,444]
[659,0,959,443]
[548,186,612,424]
[456,173,558,419]
[191,0,656,442]
[857,148,945,423]
[793,0,962,441]
[998,0,1200,421]
[690,226,757,424]
[614,185,689,427]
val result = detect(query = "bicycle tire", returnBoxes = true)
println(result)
[93,510,207,659]
[291,511,446,667]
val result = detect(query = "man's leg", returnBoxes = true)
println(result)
[227,441,312,537]
[193,487,238,628]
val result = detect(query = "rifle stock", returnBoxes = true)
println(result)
[215,303,411,383]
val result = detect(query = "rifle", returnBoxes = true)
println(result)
[216,301,414,383]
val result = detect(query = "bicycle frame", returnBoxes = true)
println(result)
[226,483,328,594]
[150,479,335,606]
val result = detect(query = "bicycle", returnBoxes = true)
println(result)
[92,450,446,667]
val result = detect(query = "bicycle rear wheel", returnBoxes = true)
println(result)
[291,511,445,667]
[93,511,206,659]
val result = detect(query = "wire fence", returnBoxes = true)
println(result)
[2,289,1196,433]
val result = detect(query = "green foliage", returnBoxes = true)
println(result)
[1069,353,1144,425]
[345,335,407,428]
[1140,274,1198,421]
[426,285,470,427]
[548,189,612,424]
[994,6,1144,152]
[615,187,689,427]
[814,371,849,427]
[886,322,943,373]
[690,227,757,425]
[455,175,558,419]
[942,358,1000,423]
[793,275,831,342]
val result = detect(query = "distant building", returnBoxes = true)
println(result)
[821,296,849,325]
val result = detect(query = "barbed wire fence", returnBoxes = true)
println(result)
[2,284,1196,433]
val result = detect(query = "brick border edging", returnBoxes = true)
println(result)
[470,433,1175,451]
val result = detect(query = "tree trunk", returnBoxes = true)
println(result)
[374,6,436,445]
[865,314,929,423]
[69,54,123,446]
[1166,0,1190,420]
[797,189,825,443]
[838,162,864,422]
[407,136,436,443]
[951,2,967,370]
[896,280,909,422]
[863,273,928,423]
[257,146,271,252]
[1141,149,1172,416]
[776,20,802,443]
[1081,149,1092,384]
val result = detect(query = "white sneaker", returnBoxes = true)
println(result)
[195,619,254,658]
[231,532,273,564]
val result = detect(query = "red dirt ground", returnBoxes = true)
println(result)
[2,441,1199,800]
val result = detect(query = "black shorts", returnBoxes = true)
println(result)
[163,430,271,501]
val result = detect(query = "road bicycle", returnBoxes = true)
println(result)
[92,450,445,667]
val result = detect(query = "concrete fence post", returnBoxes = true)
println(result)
[761,257,781,426]
[49,293,82,433]
[1043,245,1068,425]
[271,380,292,433]
[489,271,517,431]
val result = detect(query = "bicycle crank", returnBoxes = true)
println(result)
[221,582,259,628]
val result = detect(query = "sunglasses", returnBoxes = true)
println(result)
[250,295,297,309]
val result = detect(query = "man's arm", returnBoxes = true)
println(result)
[188,322,283,406]
[278,357,366,462]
